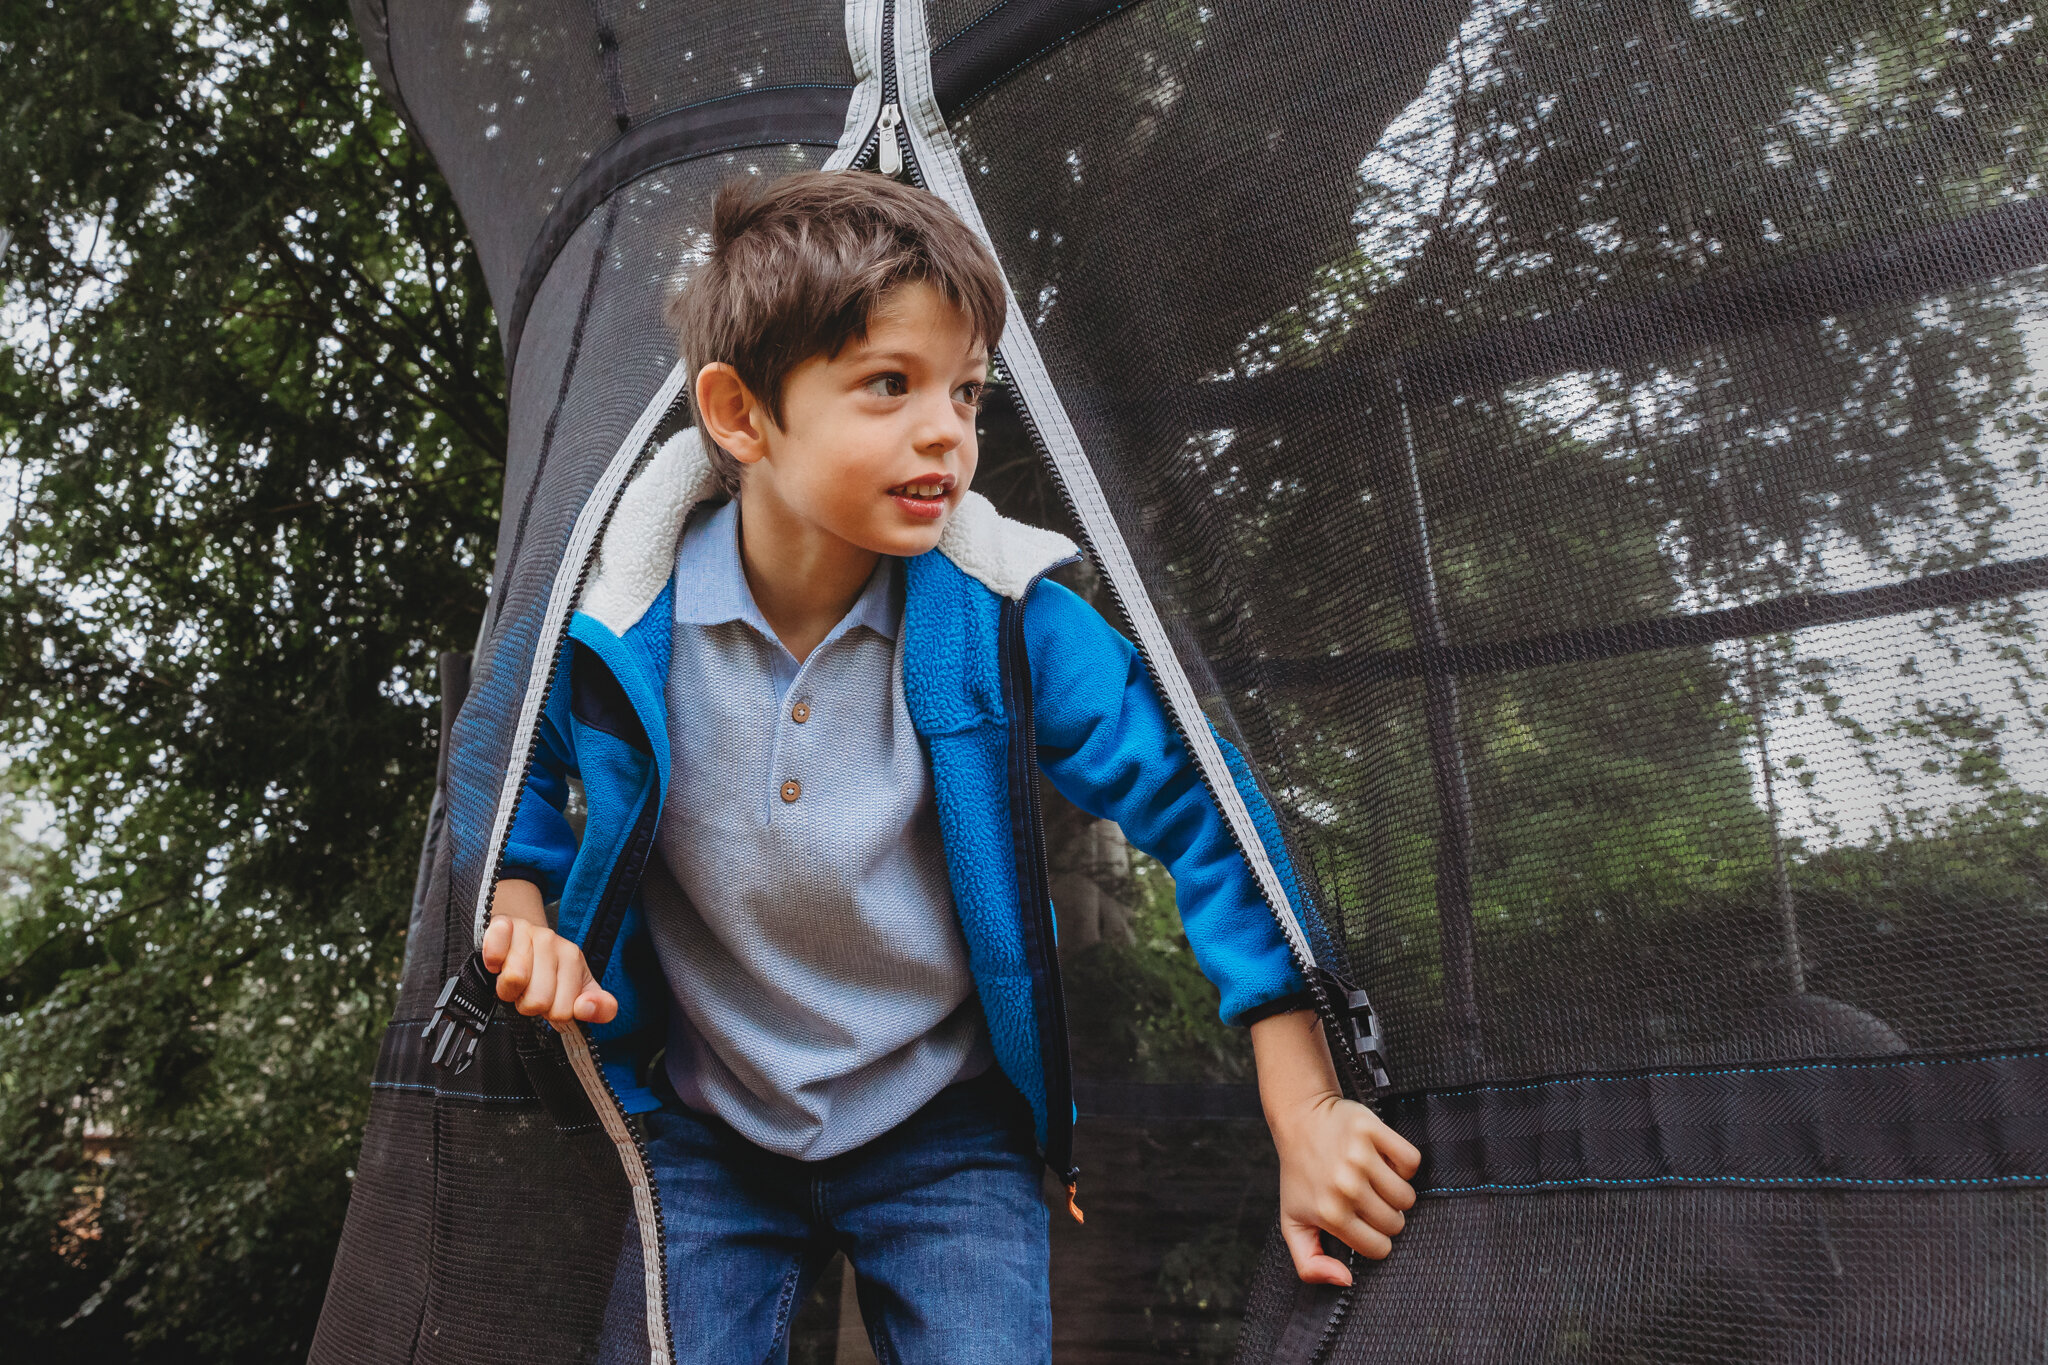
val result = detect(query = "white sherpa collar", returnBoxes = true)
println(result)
[578,428,723,636]
[933,484,1079,599]
[577,427,1080,636]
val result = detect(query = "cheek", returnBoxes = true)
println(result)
[806,432,898,519]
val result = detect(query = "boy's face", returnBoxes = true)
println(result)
[709,280,988,559]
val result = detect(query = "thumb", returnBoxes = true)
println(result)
[574,980,620,1025]
[480,915,512,972]
[1282,1216,1352,1287]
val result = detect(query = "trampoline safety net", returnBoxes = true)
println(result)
[314,0,2048,1360]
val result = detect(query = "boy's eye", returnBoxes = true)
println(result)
[953,381,985,409]
[863,373,910,399]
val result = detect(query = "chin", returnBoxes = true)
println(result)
[876,520,949,557]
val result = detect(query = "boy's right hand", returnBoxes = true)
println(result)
[481,879,619,1027]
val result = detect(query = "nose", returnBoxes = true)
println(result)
[911,388,969,458]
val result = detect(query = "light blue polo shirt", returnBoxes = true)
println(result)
[636,499,993,1160]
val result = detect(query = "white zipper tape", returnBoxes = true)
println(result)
[887,0,1323,974]
[468,356,691,947]
[825,0,888,173]
[457,352,686,1365]
[560,1023,671,1365]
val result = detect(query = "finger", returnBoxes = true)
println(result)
[575,982,619,1025]
[1324,1207,1395,1262]
[481,916,512,973]
[1281,1218,1352,1287]
[496,925,534,1004]
[1345,1184,1407,1239]
[1377,1123,1423,1181]
[1362,1150,1418,1212]
[548,940,583,1024]
[518,937,558,1017]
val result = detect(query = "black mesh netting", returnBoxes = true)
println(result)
[318,0,2048,1360]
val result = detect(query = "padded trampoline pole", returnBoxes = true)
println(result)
[1394,377,1482,1063]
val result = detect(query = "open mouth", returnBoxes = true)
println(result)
[887,476,954,520]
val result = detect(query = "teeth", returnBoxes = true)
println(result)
[896,482,945,497]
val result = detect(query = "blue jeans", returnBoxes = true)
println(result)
[642,1068,1052,1365]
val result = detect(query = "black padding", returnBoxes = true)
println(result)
[373,1016,536,1108]
[931,0,1144,112]
[1388,1049,2048,1195]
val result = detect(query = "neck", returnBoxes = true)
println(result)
[734,489,880,664]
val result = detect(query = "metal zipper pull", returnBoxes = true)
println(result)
[876,102,902,176]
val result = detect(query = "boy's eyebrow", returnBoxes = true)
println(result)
[844,346,991,369]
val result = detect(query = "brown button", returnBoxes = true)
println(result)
[780,779,802,803]
[790,702,811,724]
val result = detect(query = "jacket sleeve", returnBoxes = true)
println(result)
[1023,579,1311,1025]
[499,649,579,904]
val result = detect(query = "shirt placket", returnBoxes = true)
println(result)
[765,642,815,826]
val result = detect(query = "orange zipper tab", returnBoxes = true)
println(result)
[1064,1181,1085,1224]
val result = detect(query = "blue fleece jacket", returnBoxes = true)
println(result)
[500,473,1311,1167]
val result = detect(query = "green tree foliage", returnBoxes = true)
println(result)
[0,2,500,1358]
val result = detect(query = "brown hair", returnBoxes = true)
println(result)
[667,171,1008,496]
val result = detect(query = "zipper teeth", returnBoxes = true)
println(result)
[1009,577,1077,1180]
[882,0,1340,1053]
[892,0,1348,1055]
[880,0,899,105]
[850,0,899,173]
[593,1046,673,1353]
[483,426,658,901]
[880,0,1355,1071]
[1307,1270,1354,1365]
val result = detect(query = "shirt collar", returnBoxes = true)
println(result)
[672,498,899,645]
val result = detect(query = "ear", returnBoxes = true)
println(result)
[695,362,771,466]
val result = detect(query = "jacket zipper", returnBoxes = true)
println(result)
[867,0,1080,1203]
[1002,568,1084,1218]
[861,0,907,179]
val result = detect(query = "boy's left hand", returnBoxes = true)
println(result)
[1267,1090,1420,1284]
[1251,1009,1422,1284]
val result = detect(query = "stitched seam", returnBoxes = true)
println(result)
[933,0,1015,50]
[372,1080,542,1103]
[497,196,619,603]
[620,136,844,177]
[768,1256,807,1352]
[650,81,856,113]
[1402,1048,2048,1102]
[1427,1172,2048,1195]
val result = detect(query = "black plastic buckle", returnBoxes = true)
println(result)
[1339,983,1391,1097]
[422,950,498,1074]
[1309,966,1391,1098]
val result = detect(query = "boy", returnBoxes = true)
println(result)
[482,171,1417,1362]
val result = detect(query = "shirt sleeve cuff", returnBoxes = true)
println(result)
[1229,987,1318,1028]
